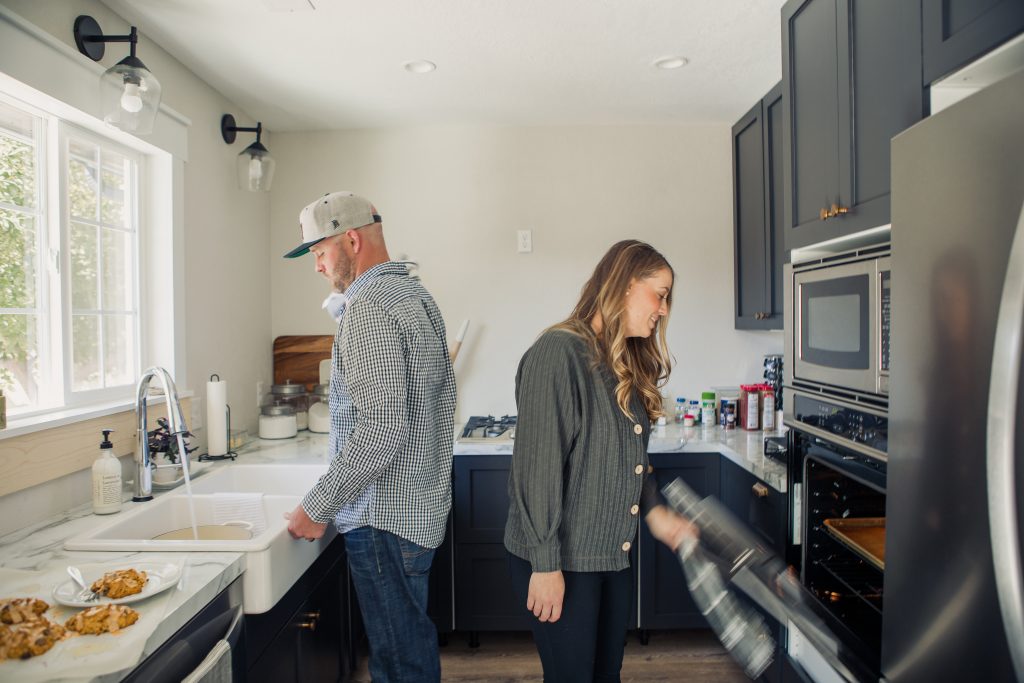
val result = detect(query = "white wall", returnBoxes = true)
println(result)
[1,0,273,438]
[269,125,781,420]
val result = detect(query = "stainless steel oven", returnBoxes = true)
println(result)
[784,245,891,402]
[786,391,888,682]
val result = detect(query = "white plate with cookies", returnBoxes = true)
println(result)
[51,562,181,608]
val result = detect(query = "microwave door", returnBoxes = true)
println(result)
[795,259,877,394]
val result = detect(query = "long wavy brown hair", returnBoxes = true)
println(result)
[550,240,674,422]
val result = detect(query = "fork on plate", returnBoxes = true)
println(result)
[67,566,101,602]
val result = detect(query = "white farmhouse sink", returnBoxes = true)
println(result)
[184,463,327,495]
[65,463,336,614]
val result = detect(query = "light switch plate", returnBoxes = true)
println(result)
[517,230,532,253]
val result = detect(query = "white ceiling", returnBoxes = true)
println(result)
[102,0,787,132]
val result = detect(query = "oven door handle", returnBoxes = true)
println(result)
[986,198,1024,683]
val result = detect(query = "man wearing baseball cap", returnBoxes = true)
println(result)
[285,191,456,682]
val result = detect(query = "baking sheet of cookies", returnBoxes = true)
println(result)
[0,562,180,682]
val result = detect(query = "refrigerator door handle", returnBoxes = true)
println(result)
[986,198,1024,683]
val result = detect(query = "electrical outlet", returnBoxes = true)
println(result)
[517,230,533,253]
[191,396,203,431]
[256,381,265,408]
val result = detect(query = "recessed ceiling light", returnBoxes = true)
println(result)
[404,60,437,74]
[654,56,689,70]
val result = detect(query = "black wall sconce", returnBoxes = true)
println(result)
[73,15,162,135]
[221,114,275,192]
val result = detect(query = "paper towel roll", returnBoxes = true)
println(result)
[207,378,228,456]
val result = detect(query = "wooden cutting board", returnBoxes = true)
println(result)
[273,335,333,391]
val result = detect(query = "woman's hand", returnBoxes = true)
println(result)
[645,505,698,551]
[527,570,565,623]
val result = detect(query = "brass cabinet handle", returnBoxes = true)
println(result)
[298,611,320,631]
[752,482,769,498]
[820,204,850,220]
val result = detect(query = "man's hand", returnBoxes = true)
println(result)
[527,570,564,623]
[285,503,327,542]
[645,505,698,552]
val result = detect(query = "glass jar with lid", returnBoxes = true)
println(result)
[270,380,308,431]
[258,403,297,440]
[308,384,330,433]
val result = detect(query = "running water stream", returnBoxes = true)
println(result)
[175,431,199,540]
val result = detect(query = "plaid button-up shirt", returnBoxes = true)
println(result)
[301,261,457,548]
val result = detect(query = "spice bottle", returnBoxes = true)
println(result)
[674,397,687,424]
[739,384,761,431]
[700,391,716,428]
[761,386,776,432]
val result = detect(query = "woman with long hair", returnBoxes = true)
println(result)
[504,239,695,682]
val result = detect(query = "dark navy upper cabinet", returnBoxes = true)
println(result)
[782,0,924,251]
[923,0,1024,84]
[733,83,784,330]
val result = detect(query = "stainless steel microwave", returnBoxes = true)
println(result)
[784,245,890,400]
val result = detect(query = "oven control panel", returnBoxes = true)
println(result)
[793,394,888,454]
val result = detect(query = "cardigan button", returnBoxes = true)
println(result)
[634,464,644,475]
[622,541,632,552]
[630,504,639,515]
[633,424,643,435]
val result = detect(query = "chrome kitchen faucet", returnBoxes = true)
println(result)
[134,366,190,501]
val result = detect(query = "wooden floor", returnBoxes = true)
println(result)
[351,630,749,682]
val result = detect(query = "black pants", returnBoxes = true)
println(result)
[508,551,632,683]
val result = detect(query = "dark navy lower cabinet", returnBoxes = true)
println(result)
[639,452,720,630]
[427,514,454,634]
[246,535,351,683]
[452,454,533,633]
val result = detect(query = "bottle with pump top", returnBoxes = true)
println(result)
[92,429,122,514]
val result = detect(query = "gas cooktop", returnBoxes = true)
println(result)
[459,415,516,441]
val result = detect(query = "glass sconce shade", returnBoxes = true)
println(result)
[237,141,275,192]
[100,56,161,134]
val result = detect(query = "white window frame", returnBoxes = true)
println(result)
[0,95,146,418]
[58,122,143,407]
[0,6,190,438]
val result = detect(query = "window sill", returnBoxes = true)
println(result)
[0,390,194,441]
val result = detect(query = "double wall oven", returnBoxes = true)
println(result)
[783,245,890,682]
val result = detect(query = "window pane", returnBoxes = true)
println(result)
[72,313,100,391]
[68,137,97,164]
[0,101,34,138]
[70,221,98,310]
[0,210,37,308]
[68,157,98,221]
[0,313,39,412]
[100,151,126,226]
[101,226,132,310]
[103,314,134,387]
[0,130,36,208]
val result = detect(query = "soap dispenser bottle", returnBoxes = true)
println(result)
[92,429,122,514]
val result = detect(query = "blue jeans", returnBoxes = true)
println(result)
[344,526,439,682]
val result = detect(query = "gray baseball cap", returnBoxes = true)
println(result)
[283,191,382,258]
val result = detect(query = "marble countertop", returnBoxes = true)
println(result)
[454,422,789,493]
[0,432,331,682]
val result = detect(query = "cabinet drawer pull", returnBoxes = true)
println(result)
[298,611,320,631]
[752,482,769,498]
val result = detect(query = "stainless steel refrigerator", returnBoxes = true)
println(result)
[885,68,1024,682]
